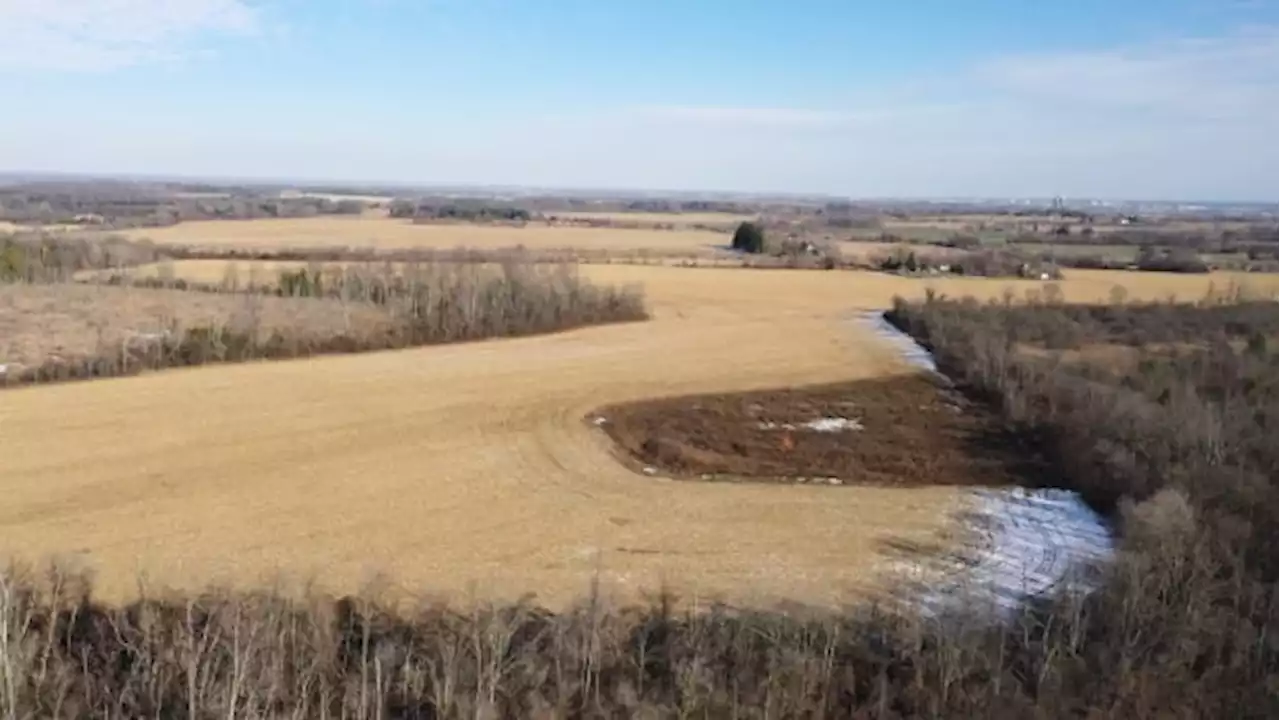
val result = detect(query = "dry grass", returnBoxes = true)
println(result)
[0,266,1271,609]
[114,215,727,254]
[0,284,393,371]
[2,260,646,385]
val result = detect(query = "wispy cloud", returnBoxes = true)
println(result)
[631,106,859,129]
[622,29,1276,133]
[0,0,261,71]
[561,28,1277,199]
[622,103,968,130]
[975,29,1277,119]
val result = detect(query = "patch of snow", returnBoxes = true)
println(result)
[803,417,863,432]
[913,488,1113,615]
[641,466,658,476]
[864,310,1114,616]
[860,311,942,376]
[758,417,863,432]
[590,416,608,426]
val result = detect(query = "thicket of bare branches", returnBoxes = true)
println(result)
[1,233,162,282]
[2,259,646,388]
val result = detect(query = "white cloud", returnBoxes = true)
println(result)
[975,30,1278,119]
[557,29,1277,199]
[0,0,261,71]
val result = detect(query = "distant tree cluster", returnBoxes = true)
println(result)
[622,199,755,214]
[876,247,1061,279]
[0,184,367,228]
[1135,246,1209,273]
[390,200,532,223]
[730,222,766,253]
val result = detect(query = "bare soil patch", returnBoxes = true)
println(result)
[596,373,1029,487]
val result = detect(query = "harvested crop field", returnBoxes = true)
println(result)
[0,266,1271,608]
[115,216,727,254]
[597,373,1029,487]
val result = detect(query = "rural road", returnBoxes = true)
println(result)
[0,266,1246,607]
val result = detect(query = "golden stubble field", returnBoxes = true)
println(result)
[0,265,1271,609]
[117,215,730,255]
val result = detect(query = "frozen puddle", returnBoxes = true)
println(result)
[861,311,1114,613]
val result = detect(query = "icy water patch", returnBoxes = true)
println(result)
[861,311,1115,613]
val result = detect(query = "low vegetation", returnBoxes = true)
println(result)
[0,257,647,388]
[873,246,1062,279]
[1,232,162,282]
[598,374,1025,487]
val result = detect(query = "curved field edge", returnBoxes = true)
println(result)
[584,317,1113,615]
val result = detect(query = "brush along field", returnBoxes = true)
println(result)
[115,215,728,254]
[0,283,393,370]
[0,267,1271,609]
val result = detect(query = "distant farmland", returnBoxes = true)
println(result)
[117,215,728,254]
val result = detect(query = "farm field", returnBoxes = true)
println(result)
[0,266,1271,609]
[115,215,728,254]
[547,210,755,226]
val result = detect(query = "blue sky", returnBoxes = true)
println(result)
[0,0,1276,201]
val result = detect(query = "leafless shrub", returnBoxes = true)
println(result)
[1,232,161,283]
[0,548,1273,719]
[883,294,1277,718]
[2,258,647,389]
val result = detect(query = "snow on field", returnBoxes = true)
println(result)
[757,417,864,432]
[862,311,1115,613]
